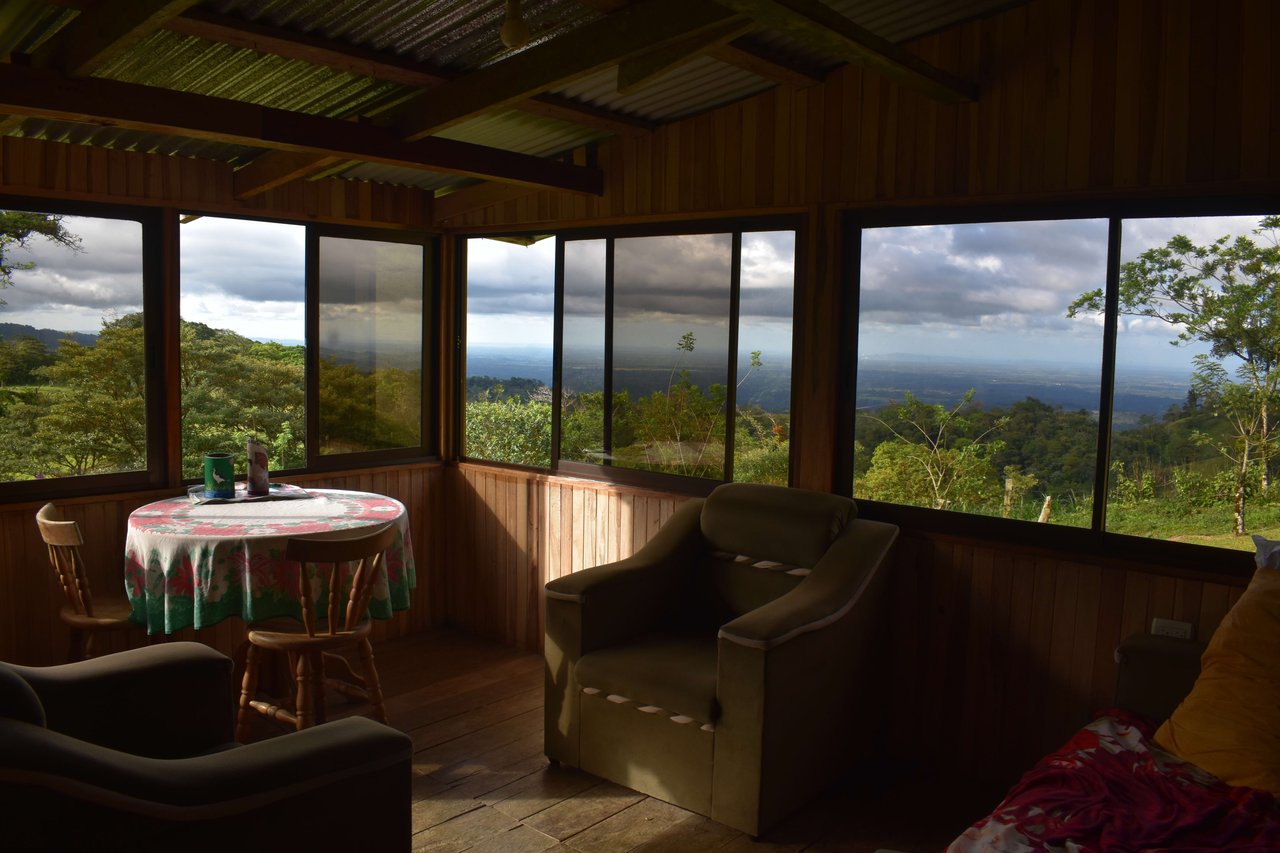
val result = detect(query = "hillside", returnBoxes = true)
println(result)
[0,322,96,348]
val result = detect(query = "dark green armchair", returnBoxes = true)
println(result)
[544,482,899,836]
[0,642,412,852]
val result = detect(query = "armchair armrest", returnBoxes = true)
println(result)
[546,498,706,654]
[718,519,898,650]
[10,642,233,758]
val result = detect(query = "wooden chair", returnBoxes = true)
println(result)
[235,523,397,741]
[35,502,141,662]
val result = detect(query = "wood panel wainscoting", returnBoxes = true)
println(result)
[0,462,445,667]
[446,462,1248,785]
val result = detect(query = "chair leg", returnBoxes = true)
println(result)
[235,645,262,743]
[357,638,388,724]
[295,651,317,730]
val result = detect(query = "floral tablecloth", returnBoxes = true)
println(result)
[124,488,415,635]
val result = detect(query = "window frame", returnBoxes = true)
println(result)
[840,196,1274,579]
[0,196,165,502]
[0,202,440,504]
[305,223,438,472]
[458,215,802,496]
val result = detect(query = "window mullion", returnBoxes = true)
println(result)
[1090,217,1124,533]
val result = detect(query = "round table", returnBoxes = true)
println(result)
[124,488,415,635]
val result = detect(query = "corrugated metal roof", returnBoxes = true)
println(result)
[1,0,1025,195]
[554,56,776,124]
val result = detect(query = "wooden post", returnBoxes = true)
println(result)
[1037,495,1053,523]
[1003,477,1013,518]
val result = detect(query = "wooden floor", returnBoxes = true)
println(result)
[248,629,1005,853]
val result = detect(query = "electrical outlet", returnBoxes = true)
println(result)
[1151,617,1193,640]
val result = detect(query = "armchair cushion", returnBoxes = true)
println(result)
[575,633,719,724]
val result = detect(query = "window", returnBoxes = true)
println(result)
[850,207,1280,554]
[315,233,425,457]
[0,205,155,487]
[462,222,796,488]
[567,230,795,485]
[854,218,1107,526]
[1105,214,1279,549]
[462,236,556,466]
[179,215,306,479]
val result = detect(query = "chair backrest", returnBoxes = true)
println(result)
[697,484,857,619]
[35,503,95,617]
[285,523,397,637]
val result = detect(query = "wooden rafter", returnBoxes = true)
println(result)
[616,17,756,94]
[707,41,825,88]
[0,63,603,195]
[165,6,651,198]
[30,0,200,76]
[394,0,743,140]
[713,0,977,103]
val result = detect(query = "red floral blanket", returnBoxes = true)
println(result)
[947,709,1280,852]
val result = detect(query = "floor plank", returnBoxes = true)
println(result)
[281,629,1004,852]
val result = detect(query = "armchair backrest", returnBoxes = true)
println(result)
[0,665,44,727]
[697,483,857,618]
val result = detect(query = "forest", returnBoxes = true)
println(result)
[0,316,419,482]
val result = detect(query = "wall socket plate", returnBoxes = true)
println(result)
[1151,617,1194,640]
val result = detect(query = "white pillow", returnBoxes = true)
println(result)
[1251,534,1280,569]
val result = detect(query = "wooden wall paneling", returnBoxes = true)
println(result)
[1210,0,1243,183]
[1157,0,1191,185]
[1064,0,1095,190]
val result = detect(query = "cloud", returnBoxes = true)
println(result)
[3,215,145,319]
[859,219,1110,333]
[179,216,305,303]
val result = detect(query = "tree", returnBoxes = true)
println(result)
[1068,216,1280,533]
[0,211,81,299]
[860,389,1007,510]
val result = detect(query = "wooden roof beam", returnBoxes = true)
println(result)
[167,7,653,198]
[30,0,201,76]
[395,0,744,140]
[616,17,756,94]
[707,40,825,88]
[0,63,603,195]
[713,0,977,103]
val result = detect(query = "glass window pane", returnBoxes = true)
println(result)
[1108,214,1278,549]
[463,237,555,466]
[318,236,423,455]
[561,239,607,464]
[180,215,305,477]
[734,231,795,485]
[612,233,732,479]
[0,210,146,482]
[856,219,1107,526]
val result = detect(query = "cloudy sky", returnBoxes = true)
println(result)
[466,230,797,359]
[858,213,1263,370]
[1,209,1266,375]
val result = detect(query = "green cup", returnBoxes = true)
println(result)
[203,452,235,499]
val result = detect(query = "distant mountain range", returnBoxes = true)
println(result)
[0,322,97,348]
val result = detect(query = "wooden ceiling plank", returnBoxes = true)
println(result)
[31,0,202,76]
[395,0,742,140]
[616,18,757,95]
[0,63,603,195]
[714,0,978,103]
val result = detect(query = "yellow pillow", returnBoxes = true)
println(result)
[1154,564,1280,794]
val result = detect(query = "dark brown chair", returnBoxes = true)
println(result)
[236,523,396,741]
[544,483,899,837]
[36,502,141,662]
[1,643,412,853]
